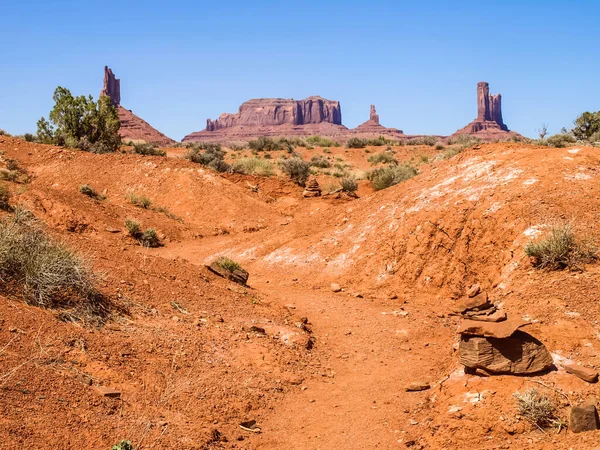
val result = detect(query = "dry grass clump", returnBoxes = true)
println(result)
[513,389,562,429]
[128,193,152,209]
[0,213,108,321]
[231,157,274,176]
[367,164,418,191]
[215,256,241,273]
[132,142,166,156]
[525,223,597,270]
[79,184,105,200]
[125,219,161,248]
[340,177,358,193]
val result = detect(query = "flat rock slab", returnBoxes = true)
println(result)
[93,386,121,398]
[571,403,599,433]
[405,381,430,392]
[564,364,599,383]
[465,309,507,323]
[459,331,553,375]
[458,317,526,338]
[454,292,490,314]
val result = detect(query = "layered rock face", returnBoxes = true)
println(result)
[206,97,342,131]
[352,104,404,137]
[100,66,120,107]
[100,66,174,146]
[452,82,518,140]
[185,97,347,142]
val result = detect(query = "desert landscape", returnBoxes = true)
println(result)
[2,3,600,449]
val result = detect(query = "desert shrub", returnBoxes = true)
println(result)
[406,136,438,146]
[525,223,597,270]
[366,136,388,147]
[248,136,283,151]
[309,155,331,168]
[447,134,481,146]
[0,183,10,210]
[513,389,559,429]
[306,136,340,147]
[132,142,166,157]
[279,137,307,148]
[79,184,104,200]
[232,157,274,176]
[12,206,34,225]
[346,137,368,149]
[215,256,241,273]
[279,158,310,186]
[37,86,120,153]
[441,147,463,160]
[435,142,445,150]
[545,133,577,148]
[340,177,358,193]
[0,129,10,136]
[112,440,133,450]
[128,193,152,209]
[125,219,141,238]
[152,206,183,223]
[572,111,600,141]
[322,148,331,154]
[185,146,230,172]
[229,143,247,151]
[368,164,418,191]
[0,215,99,309]
[0,169,17,182]
[186,141,221,152]
[420,155,430,163]
[140,228,160,248]
[368,152,397,165]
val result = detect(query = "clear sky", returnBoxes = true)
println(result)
[1,0,599,140]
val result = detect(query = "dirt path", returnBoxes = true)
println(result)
[244,279,455,449]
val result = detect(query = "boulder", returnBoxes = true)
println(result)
[564,364,599,383]
[454,292,490,313]
[458,317,525,338]
[459,331,553,375]
[570,402,599,433]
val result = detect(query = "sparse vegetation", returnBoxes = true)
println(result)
[185,144,231,172]
[368,152,397,165]
[309,155,331,168]
[305,136,340,147]
[367,164,418,191]
[447,134,481,146]
[340,177,358,193]
[232,157,274,176]
[0,183,11,210]
[79,184,104,200]
[406,136,438,146]
[132,142,166,156]
[544,133,577,148]
[128,193,152,209]
[525,223,597,270]
[513,389,561,429]
[125,219,142,238]
[248,136,284,152]
[125,219,160,248]
[111,440,133,450]
[0,213,103,315]
[279,157,310,186]
[37,86,120,153]
[572,111,600,141]
[0,129,10,136]
[215,256,242,273]
[346,137,368,149]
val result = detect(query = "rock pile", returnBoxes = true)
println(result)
[303,179,322,198]
[456,284,553,375]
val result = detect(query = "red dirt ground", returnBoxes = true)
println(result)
[2,136,600,449]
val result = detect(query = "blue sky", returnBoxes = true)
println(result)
[1,0,599,140]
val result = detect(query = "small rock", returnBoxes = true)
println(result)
[105,227,121,233]
[564,364,599,383]
[331,283,342,293]
[405,381,430,392]
[93,386,121,398]
[467,284,481,298]
[466,309,507,323]
[249,326,266,334]
[454,292,491,313]
[570,402,599,433]
[306,337,316,350]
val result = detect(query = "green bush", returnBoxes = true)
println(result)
[279,158,310,186]
[346,137,368,149]
[79,184,104,200]
[0,129,10,136]
[132,142,166,157]
[545,133,577,148]
[185,146,230,172]
[0,214,99,309]
[367,152,397,165]
[232,157,274,176]
[309,155,331,168]
[368,164,418,191]
[305,136,340,147]
[140,228,160,248]
[406,136,438,146]
[216,256,241,273]
[128,193,152,209]
[340,177,358,193]
[37,86,120,153]
[525,223,597,270]
[248,136,284,151]
[572,111,600,141]
[0,183,10,210]
[125,219,141,238]
[112,440,133,450]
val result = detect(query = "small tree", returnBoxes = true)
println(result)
[572,111,600,141]
[537,123,548,140]
[37,87,120,153]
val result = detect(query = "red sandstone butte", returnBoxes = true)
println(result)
[451,81,521,141]
[182,97,348,143]
[100,66,175,146]
[351,104,404,138]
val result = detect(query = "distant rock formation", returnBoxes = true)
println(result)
[100,66,120,107]
[351,104,404,137]
[100,66,175,146]
[451,82,520,140]
[184,97,347,142]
